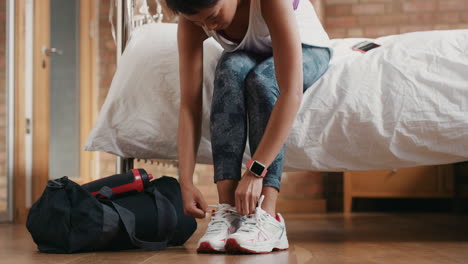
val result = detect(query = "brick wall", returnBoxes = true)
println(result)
[324,0,468,38]
[0,0,6,212]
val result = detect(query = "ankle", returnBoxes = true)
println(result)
[216,179,238,207]
[260,186,279,216]
[263,207,276,216]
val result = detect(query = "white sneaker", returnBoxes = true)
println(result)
[197,204,241,253]
[225,195,289,254]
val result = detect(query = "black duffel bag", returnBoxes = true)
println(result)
[26,175,197,253]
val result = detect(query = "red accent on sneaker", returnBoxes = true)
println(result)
[275,214,281,222]
[257,232,268,242]
[272,247,289,252]
[225,238,271,254]
[197,242,223,253]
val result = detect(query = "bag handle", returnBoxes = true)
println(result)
[97,185,178,251]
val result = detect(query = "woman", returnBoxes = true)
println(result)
[166,0,332,254]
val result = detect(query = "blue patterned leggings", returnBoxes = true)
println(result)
[210,45,331,191]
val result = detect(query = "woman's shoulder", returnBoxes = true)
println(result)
[178,17,209,43]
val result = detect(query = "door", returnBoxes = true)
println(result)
[32,0,97,203]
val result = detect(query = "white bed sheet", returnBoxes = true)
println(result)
[84,23,468,171]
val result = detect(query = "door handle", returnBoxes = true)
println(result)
[41,45,63,56]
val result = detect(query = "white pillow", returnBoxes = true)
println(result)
[85,23,230,163]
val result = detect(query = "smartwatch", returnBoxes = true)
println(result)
[246,160,268,178]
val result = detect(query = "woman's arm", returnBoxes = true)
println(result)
[177,17,209,218]
[252,0,304,168]
[235,0,304,215]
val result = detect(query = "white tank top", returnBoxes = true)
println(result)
[203,0,332,55]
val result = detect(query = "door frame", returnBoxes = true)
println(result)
[13,0,27,224]
[80,0,99,186]
[32,0,50,209]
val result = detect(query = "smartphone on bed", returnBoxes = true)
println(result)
[352,41,381,53]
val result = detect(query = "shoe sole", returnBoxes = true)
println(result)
[196,242,225,254]
[225,238,288,254]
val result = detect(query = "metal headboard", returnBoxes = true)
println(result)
[111,0,164,58]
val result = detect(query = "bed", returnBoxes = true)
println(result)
[86,0,468,174]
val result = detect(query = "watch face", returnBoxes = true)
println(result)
[250,161,265,176]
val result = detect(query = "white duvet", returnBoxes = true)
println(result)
[84,23,468,172]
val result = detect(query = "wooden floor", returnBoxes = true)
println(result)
[1,213,468,264]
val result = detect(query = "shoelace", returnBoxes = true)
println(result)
[237,209,268,233]
[206,205,239,234]
[236,195,269,233]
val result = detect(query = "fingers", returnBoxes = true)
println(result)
[235,191,259,215]
[250,195,257,214]
[248,193,259,215]
[182,187,210,219]
[243,195,250,216]
[184,204,203,218]
[197,195,209,214]
[192,206,207,219]
[193,194,210,218]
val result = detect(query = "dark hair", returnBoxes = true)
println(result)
[165,0,219,15]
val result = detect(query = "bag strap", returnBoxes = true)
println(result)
[97,185,178,251]
[144,185,178,241]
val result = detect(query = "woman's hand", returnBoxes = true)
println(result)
[235,171,263,215]
[181,183,209,219]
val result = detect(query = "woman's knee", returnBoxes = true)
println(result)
[215,51,257,78]
[302,46,331,88]
[212,52,256,114]
[245,63,279,104]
